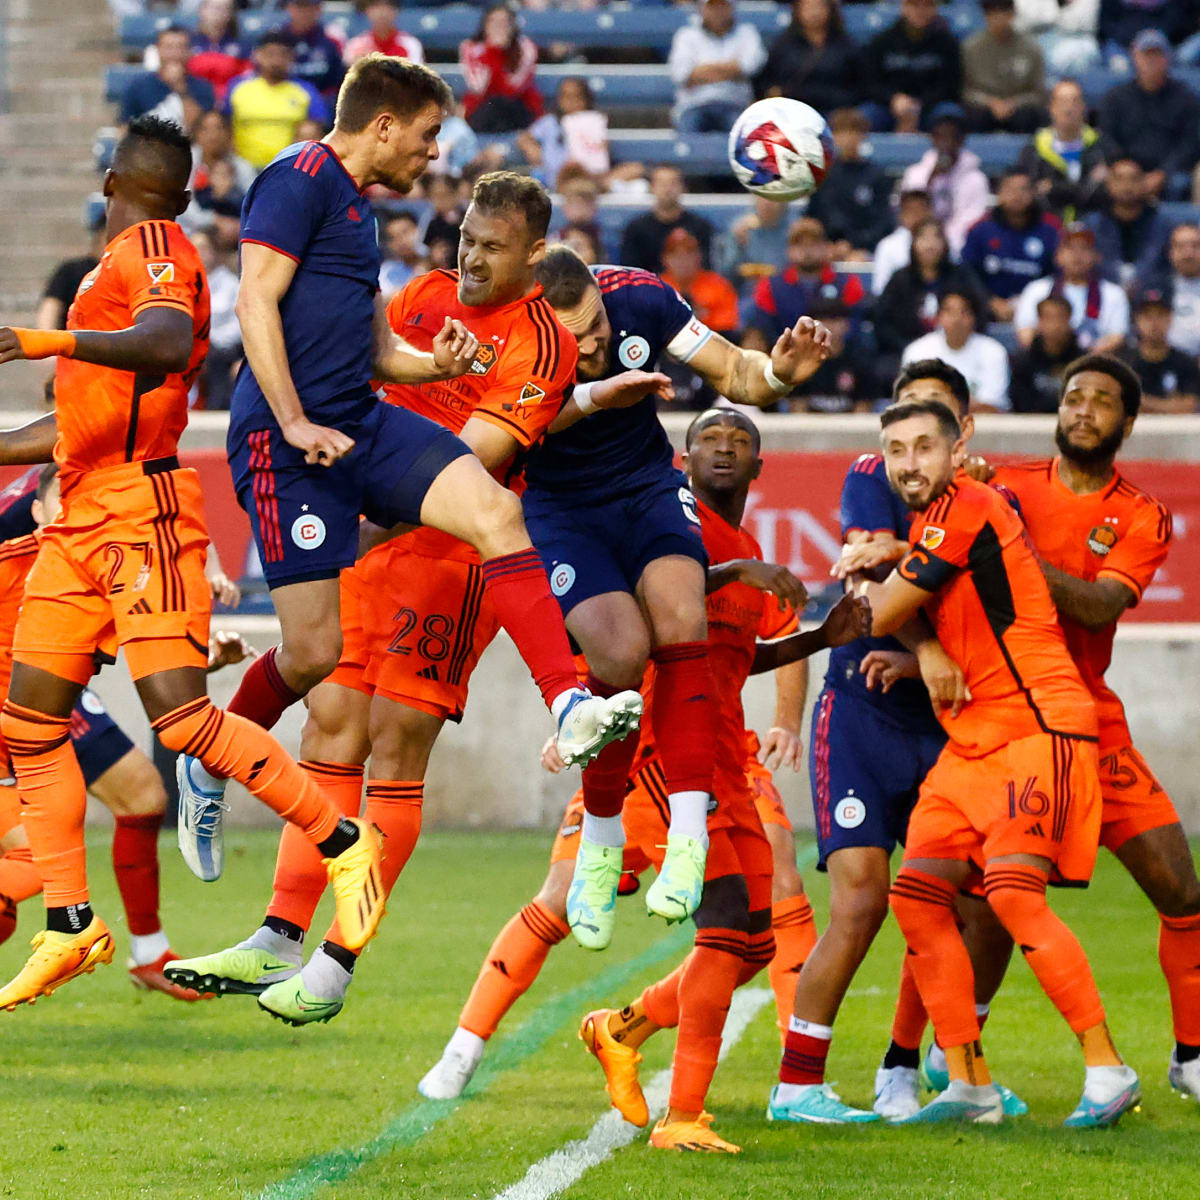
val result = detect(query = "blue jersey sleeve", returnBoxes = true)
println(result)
[840,454,905,539]
[0,468,39,542]
[240,154,327,263]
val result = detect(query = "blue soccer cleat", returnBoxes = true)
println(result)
[767,1082,881,1124]
[1063,1067,1141,1128]
[176,755,228,882]
[921,1044,1027,1116]
[894,1079,1004,1126]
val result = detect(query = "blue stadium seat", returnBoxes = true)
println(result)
[436,64,674,109]
[866,133,1028,175]
[105,63,142,104]
[1160,202,1200,226]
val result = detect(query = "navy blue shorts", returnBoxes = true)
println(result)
[808,686,947,870]
[228,398,471,589]
[70,690,135,787]
[522,472,709,617]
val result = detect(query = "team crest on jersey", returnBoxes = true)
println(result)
[291,514,327,550]
[550,562,576,596]
[618,335,651,369]
[1087,524,1118,556]
[146,262,175,284]
[76,267,99,297]
[920,526,946,551]
[469,343,498,376]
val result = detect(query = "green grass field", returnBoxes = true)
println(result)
[1,829,1196,1200]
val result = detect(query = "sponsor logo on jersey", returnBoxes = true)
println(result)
[834,794,866,829]
[146,262,175,284]
[291,514,327,551]
[469,343,498,376]
[617,334,651,369]
[1087,524,1118,556]
[920,525,945,550]
[550,562,576,596]
[518,382,546,405]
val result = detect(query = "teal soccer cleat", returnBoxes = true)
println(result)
[767,1083,881,1124]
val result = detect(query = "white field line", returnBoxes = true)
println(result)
[488,987,772,1200]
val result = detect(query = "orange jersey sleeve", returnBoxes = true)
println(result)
[1095,493,1172,602]
[54,220,210,482]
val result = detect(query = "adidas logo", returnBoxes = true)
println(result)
[1024,822,1045,837]
[490,959,510,978]
[417,665,440,681]
[129,599,151,614]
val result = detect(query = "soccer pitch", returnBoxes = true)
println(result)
[2,830,1196,1199]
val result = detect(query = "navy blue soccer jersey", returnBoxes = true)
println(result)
[825,453,940,728]
[230,140,381,436]
[523,265,712,497]
[0,467,38,543]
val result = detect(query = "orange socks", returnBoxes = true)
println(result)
[1159,911,1200,1047]
[152,699,339,845]
[459,899,568,1039]
[641,958,688,1030]
[0,845,43,904]
[323,780,424,950]
[265,762,364,932]
[767,895,817,1034]
[890,954,930,1052]
[890,868,981,1048]
[984,863,1105,1035]
[1,703,89,907]
[668,929,746,1114]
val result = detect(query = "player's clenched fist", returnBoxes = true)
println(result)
[281,415,356,466]
[432,317,480,378]
[821,592,871,647]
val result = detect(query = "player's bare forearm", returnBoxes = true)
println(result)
[856,572,928,637]
[893,611,938,654]
[0,412,57,464]
[373,334,442,385]
[236,289,308,429]
[751,628,828,674]
[772,657,807,732]
[0,309,192,375]
[1041,562,1132,629]
[458,415,521,474]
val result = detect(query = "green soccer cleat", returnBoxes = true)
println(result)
[164,945,300,997]
[766,1083,881,1125]
[1063,1067,1141,1128]
[921,1045,1027,1115]
[567,838,623,950]
[895,1080,1004,1126]
[257,974,344,1027]
[645,834,706,923]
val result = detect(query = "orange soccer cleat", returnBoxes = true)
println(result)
[129,950,212,1002]
[579,1008,649,1127]
[649,1111,741,1154]
[324,818,386,952]
[0,917,114,1010]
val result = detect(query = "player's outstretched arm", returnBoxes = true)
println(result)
[1040,563,1135,630]
[0,308,192,375]
[750,593,871,674]
[684,315,832,408]
[238,243,355,467]
[546,370,674,434]
[372,300,479,385]
[0,413,57,466]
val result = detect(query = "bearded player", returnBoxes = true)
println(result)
[0,116,385,1009]
[525,246,830,949]
[177,59,640,875]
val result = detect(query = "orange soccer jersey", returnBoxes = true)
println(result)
[54,220,210,488]
[323,270,575,719]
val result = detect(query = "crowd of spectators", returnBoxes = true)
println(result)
[81,0,1200,413]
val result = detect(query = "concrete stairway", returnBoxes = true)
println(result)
[0,0,118,403]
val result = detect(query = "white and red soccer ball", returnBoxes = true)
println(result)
[728,98,834,201]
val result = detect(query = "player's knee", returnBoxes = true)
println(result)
[1154,875,1200,918]
[694,873,751,932]
[367,702,441,780]
[96,751,168,817]
[286,633,343,688]
[648,595,706,647]
[468,485,526,559]
[584,624,650,689]
[982,880,1046,934]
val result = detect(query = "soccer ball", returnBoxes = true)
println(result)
[728,98,834,201]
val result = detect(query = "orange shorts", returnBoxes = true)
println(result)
[1098,742,1179,852]
[326,541,498,722]
[905,732,1102,887]
[13,462,210,684]
[745,755,792,833]
[0,780,19,841]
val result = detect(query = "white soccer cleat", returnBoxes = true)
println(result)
[895,1079,1004,1126]
[874,1065,921,1120]
[1169,1050,1200,1104]
[419,1030,485,1099]
[176,754,228,882]
[554,689,642,769]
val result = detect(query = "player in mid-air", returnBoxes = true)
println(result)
[841,398,1139,1127]
[526,246,831,948]
[419,413,823,1102]
[167,172,643,1020]
[0,116,385,1009]
[178,58,640,874]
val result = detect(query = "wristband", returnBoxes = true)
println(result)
[574,382,599,415]
[763,359,790,395]
[11,329,76,360]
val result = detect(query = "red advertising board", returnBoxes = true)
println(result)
[2,449,1196,621]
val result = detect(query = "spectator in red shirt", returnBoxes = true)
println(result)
[343,0,424,66]
[460,3,544,133]
[188,0,251,103]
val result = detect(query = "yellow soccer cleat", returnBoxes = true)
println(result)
[648,1111,741,1154]
[579,1008,649,1127]
[324,818,386,952]
[0,917,115,1011]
